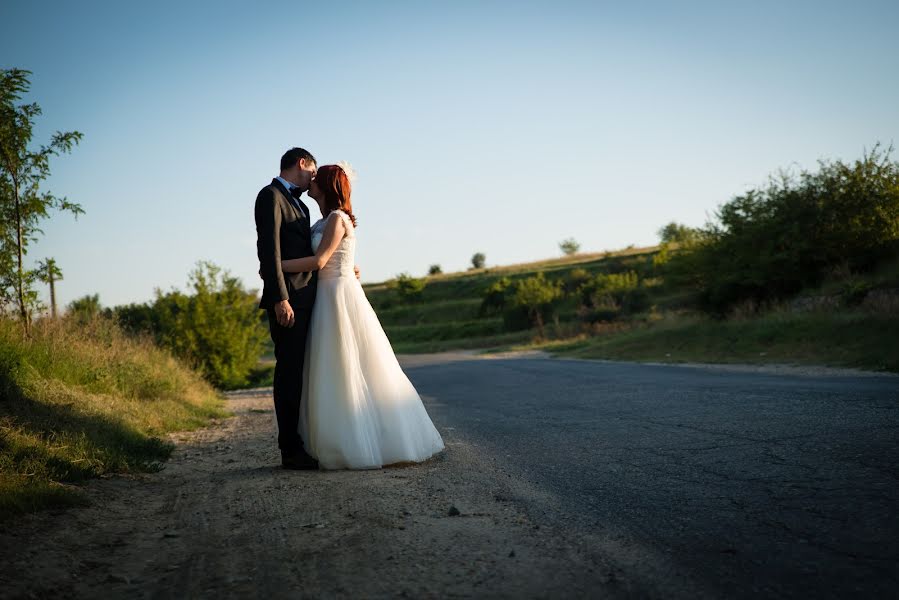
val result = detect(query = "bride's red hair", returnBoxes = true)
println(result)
[315,165,357,227]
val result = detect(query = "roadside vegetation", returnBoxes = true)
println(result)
[0,316,226,518]
[367,146,899,372]
[0,68,234,518]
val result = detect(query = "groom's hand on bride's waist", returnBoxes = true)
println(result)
[354,265,361,280]
[274,300,295,328]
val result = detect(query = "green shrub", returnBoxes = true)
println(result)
[564,268,592,295]
[387,272,427,303]
[479,277,512,316]
[150,262,266,389]
[667,144,899,313]
[507,273,562,337]
[67,294,102,322]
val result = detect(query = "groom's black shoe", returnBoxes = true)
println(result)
[281,450,319,471]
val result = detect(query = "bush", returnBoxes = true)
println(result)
[470,252,486,269]
[428,264,442,276]
[621,287,652,315]
[666,145,899,314]
[67,294,102,322]
[577,271,640,308]
[508,273,562,337]
[479,277,512,317]
[387,272,426,303]
[564,268,592,295]
[138,262,266,389]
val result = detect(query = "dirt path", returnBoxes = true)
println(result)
[2,389,620,599]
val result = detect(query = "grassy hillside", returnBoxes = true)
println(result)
[365,246,674,353]
[0,317,227,518]
[362,249,899,372]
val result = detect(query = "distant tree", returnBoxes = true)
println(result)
[36,257,62,318]
[509,273,562,338]
[0,69,83,333]
[428,264,442,276]
[67,293,102,322]
[387,272,426,303]
[559,238,581,256]
[657,222,700,245]
[470,252,486,269]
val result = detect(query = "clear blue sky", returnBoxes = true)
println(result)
[2,0,897,308]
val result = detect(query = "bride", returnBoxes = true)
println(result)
[281,163,445,470]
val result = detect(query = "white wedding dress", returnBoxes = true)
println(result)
[299,209,445,469]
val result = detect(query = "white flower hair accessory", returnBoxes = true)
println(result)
[336,161,357,182]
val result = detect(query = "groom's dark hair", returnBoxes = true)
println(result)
[280,147,317,171]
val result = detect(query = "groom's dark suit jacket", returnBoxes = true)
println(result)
[255,178,317,310]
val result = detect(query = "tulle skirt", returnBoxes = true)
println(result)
[299,275,445,469]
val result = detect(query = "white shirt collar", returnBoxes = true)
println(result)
[276,176,296,194]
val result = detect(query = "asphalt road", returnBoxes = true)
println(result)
[402,357,899,599]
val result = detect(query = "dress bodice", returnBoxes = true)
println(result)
[311,210,356,280]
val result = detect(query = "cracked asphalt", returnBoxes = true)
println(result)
[403,356,899,599]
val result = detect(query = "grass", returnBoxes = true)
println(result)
[505,310,899,372]
[358,248,899,373]
[364,247,663,347]
[0,317,228,518]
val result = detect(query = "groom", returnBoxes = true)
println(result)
[255,147,319,470]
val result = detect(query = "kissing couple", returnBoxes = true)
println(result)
[255,147,445,470]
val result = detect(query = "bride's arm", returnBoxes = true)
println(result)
[281,215,345,273]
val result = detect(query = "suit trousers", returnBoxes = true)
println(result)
[267,303,312,454]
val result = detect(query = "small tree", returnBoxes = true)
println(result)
[67,293,102,322]
[657,222,700,245]
[0,69,83,333]
[559,238,581,256]
[36,257,62,318]
[152,261,267,389]
[470,252,486,269]
[428,264,442,276]
[510,273,562,338]
[387,272,426,303]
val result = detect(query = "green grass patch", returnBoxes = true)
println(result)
[537,311,899,372]
[393,330,537,354]
[0,317,227,519]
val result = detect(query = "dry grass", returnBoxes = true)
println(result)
[0,317,227,518]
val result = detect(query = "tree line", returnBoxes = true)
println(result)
[380,145,898,338]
